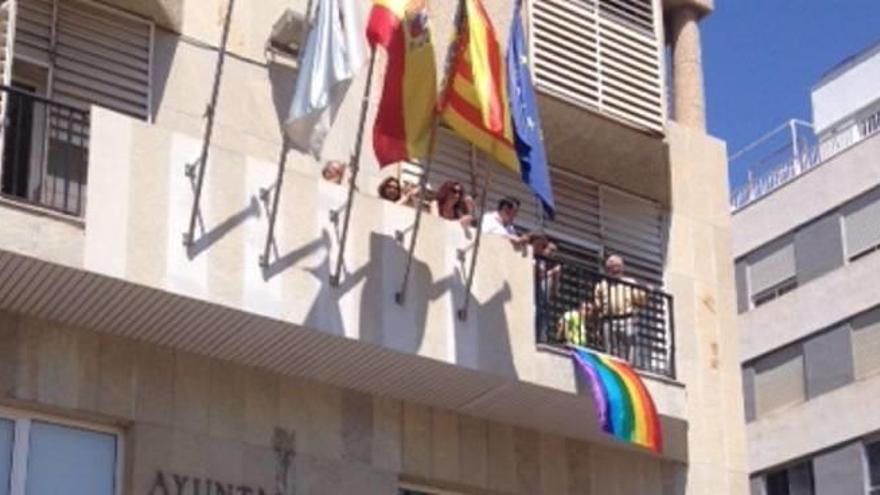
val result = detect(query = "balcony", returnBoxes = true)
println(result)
[0,86,90,217]
[535,256,676,378]
[0,107,688,458]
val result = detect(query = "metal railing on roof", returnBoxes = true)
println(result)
[729,110,880,211]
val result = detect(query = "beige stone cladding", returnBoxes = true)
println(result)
[0,311,684,495]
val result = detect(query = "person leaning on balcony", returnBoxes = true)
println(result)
[321,160,346,185]
[592,254,647,363]
[431,180,475,227]
[532,234,562,340]
[481,196,530,248]
[377,176,421,207]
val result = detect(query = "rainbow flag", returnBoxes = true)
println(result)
[438,0,519,172]
[571,347,662,453]
[367,0,437,167]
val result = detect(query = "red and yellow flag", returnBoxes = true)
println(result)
[367,0,437,167]
[438,0,519,172]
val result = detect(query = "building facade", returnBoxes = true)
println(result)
[732,42,880,495]
[0,0,747,494]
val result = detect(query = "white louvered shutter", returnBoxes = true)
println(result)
[13,0,50,64]
[528,0,664,133]
[844,188,880,259]
[853,308,880,379]
[53,0,151,119]
[748,239,795,297]
[599,186,664,285]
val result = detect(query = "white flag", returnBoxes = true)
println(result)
[285,0,366,157]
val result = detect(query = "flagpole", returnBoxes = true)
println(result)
[329,46,378,286]
[457,158,493,320]
[183,0,235,247]
[258,139,290,268]
[393,118,441,305]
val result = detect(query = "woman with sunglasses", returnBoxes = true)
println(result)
[431,180,474,227]
[377,176,421,207]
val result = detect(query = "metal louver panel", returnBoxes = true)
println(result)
[13,0,50,63]
[852,307,880,379]
[529,0,664,133]
[748,238,795,296]
[407,129,664,282]
[843,187,880,259]
[599,186,664,285]
[53,0,151,119]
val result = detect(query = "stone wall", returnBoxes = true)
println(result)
[0,311,680,495]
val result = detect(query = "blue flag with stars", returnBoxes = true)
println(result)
[506,0,555,218]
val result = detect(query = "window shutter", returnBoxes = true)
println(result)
[843,187,880,259]
[52,0,151,119]
[13,0,51,64]
[748,238,795,296]
[599,186,664,285]
[530,0,664,133]
[852,307,880,379]
[753,344,805,417]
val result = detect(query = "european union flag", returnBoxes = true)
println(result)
[506,0,555,218]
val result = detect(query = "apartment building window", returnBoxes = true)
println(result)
[868,440,880,495]
[747,237,797,307]
[751,344,806,418]
[852,307,880,379]
[765,461,814,495]
[842,186,880,262]
[0,409,121,495]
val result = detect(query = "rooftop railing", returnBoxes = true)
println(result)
[730,109,880,212]
[535,255,676,378]
[0,85,90,217]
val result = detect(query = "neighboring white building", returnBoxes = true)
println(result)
[731,40,880,495]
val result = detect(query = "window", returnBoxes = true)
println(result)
[747,237,796,307]
[843,187,880,262]
[852,307,880,379]
[0,409,120,495]
[752,344,806,417]
[0,0,153,216]
[765,461,814,495]
[868,440,880,495]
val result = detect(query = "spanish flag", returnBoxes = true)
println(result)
[439,0,519,172]
[367,0,438,167]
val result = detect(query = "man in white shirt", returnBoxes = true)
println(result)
[481,196,530,247]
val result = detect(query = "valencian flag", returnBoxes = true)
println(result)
[438,0,519,172]
[506,0,555,218]
[367,0,438,166]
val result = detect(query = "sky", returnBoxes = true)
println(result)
[702,1,880,157]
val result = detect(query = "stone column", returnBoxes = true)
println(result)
[669,6,706,131]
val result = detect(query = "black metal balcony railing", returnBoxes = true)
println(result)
[535,256,676,378]
[0,85,90,217]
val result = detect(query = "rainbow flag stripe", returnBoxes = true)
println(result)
[571,347,662,453]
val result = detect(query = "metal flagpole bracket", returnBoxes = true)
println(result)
[394,120,440,306]
[329,47,378,288]
[182,0,236,248]
[258,140,290,270]
[457,161,493,321]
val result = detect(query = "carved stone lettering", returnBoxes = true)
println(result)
[149,472,171,495]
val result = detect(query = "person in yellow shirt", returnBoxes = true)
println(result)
[592,255,647,362]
